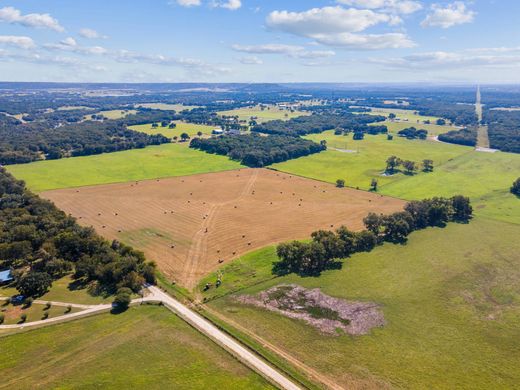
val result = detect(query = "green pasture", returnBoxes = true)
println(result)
[0,306,273,389]
[271,131,471,191]
[129,121,215,138]
[207,217,520,389]
[7,143,242,192]
[218,105,310,123]
[136,103,198,111]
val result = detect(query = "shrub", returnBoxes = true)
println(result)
[114,287,132,310]
[511,178,520,196]
[20,313,27,322]
[336,179,345,188]
[24,297,33,307]
[0,313,4,324]
[44,302,51,310]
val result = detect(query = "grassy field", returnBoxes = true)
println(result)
[84,109,137,120]
[0,301,83,325]
[129,121,215,138]
[136,103,198,111]
[377,120,460,136]
[218,105,310,123]
[206,217,520,389]
[7,143,242,192]
[0,305,274,389]
[271,131,471,191]
[363,107,444,124]
[380,151,520,224]
[1,275,113,305]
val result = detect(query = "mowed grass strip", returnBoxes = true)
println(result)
[207,217,520,389]
[0,306,274,389]
[271,131,471,191]
[7,143,242,192]
[129,121,215,138]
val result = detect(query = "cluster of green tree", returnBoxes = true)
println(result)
[0,115,169,165]
[397,127,428,139]
[0,168,156,298]
[274,196,472,276]
[189,133,326,167]
[438,128,477,147]
[484,110,520,153]
[511,178,520,196]
[385,156,433,175]
[251,113,386,137]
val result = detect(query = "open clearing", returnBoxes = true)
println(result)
[129,121,215,138]
[218,105,310,123]
[7,143,242,193]
[43,168,405,288]
[136,103,198,111]
[206,217,520,389]
[272,131,471,191]
[361,107,444,124]
[376,120,460,136]
[0,305,273,389]
[86,109,137,120]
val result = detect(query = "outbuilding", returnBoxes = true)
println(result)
[0,269,13,285]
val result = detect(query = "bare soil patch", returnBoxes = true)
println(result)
[42,168,404,288]
[237,284,385,336]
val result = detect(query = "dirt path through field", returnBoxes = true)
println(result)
[475,85,492,150]
[183,170,259,287]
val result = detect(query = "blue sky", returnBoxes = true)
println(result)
[0,0,518,83]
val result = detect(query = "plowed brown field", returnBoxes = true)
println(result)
[43,168,405,288]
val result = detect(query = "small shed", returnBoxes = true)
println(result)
[212,128,224,135]
[0,269,13,285]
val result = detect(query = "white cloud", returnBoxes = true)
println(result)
[238,56,263,65]
[266,6,392,35]
[79,28,107,39]
[312,32,416,49]
[174,0,202,7]
[0,6,64,32]
[44,38,108,55]
[371,51,520,70]
[266,6,414,50]
[337,0,422,14]
[231,43,335,58]
[0,35,35,49]
[216,0,242,10]
[421,2,475,28]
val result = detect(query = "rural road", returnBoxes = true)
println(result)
[1,288,302,390]
[148,286,302,390]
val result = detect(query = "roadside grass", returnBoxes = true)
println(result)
[0,306,274,389]
[218,105,310,123]
[0,301,83,325]
[206,217,520,389]
[271,131,470,190]
[129,121,214,138]
[198,245,279,301]
[7,143,242,192]
[379,150,520,224]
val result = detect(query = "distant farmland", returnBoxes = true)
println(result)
[42,168,404,288]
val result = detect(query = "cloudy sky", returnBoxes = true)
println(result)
[0,0,518,83]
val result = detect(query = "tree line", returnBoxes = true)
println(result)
[274,196,473,276]
[0,113,170,165]
[251,113,387,137]
[189,133,326,167]
[438,128,477,147]
[0,168,156,297]
[484,110,520,153]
